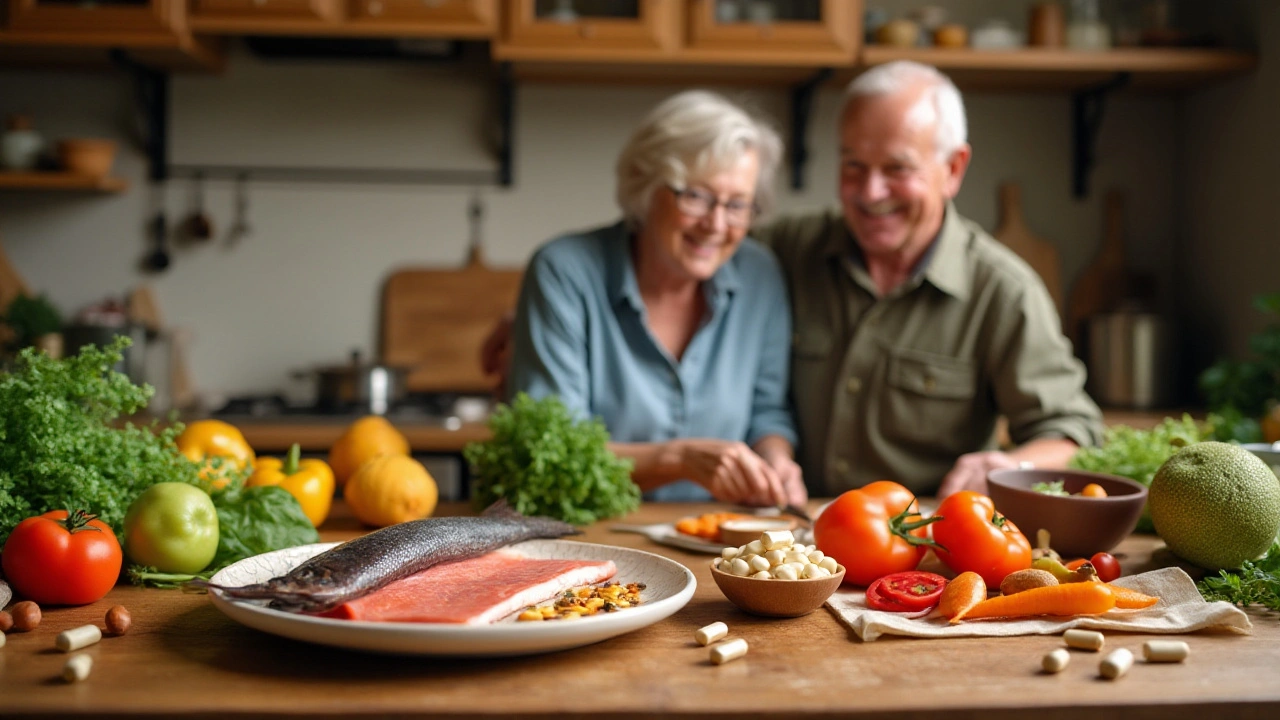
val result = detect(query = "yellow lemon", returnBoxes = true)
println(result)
[328,415,410,488]
[343,454,437,527]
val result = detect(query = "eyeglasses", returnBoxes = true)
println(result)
[667,185,757,228]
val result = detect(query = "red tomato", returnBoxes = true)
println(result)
[1090,552,1122,582]
[931,491,1032,587]
[865,577,916,611]
[1,509,123,605]
[813,480,939,587]
[879,571,948,610]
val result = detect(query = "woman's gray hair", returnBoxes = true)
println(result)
[842,61,967,161]
[615,90,782,227]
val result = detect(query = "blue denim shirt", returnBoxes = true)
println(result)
[508,221,797,502]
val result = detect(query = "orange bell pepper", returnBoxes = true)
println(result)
[247,443,334,527]
[176,419,256,489]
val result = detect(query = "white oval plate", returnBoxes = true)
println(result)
[208,539,696,657]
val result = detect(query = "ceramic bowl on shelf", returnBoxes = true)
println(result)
[987,468,1148,558]
[710,560,845,618]
[57,138,117,177]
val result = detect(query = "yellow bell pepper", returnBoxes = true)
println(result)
[246,443,334,527]
[176,419,256,489]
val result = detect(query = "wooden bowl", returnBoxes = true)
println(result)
[710,560,845,618]
[987,468,1148,558]
[57,139,117,177]
[717,517,799,548]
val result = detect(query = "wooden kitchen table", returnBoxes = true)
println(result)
[2,501,1278,720]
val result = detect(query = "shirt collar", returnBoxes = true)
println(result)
[606,220,741,310]
[821,202,972,301]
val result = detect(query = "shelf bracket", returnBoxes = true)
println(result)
[789,67,833,191]
[1072,72,1130,199]
[111,49,169,184]
[497,61,515,188]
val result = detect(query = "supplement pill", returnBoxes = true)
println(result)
[56,625,102,653]
[1064,629,1105,651]
[1042,648,1070,673]
[62,653,93,683]
[709,637,748,665]
[1100,648,1134,680]
[694,622,728,646]
[0,630,6,648]
[1143,640,1190,663]
[761,530,794,551]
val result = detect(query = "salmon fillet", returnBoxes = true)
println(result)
[320,549,617,625]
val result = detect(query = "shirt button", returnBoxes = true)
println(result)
[923,375,937,392]
[834,459,850,474]
[845,377,861,394]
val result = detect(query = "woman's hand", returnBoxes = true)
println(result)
[678,440,789,507]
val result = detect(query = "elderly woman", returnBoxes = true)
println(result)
[507,90,803,506]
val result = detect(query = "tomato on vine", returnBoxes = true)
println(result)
[1,509,123,605]
[931,491,1032,587]
[813,480,941,587]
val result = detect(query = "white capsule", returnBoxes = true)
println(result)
[745,540,765,556]
[818,557,839,573]
[803,564,832,579]
[1042,648,1071,673]
[772,564,800,580]
[751,570,772,580]
[694,622,728,646]
[748,554,772,573]
[764,549,787,567]
[761,530,794,551]
[0,631,6,648]
[62,653,92,683]
[807,549,826,564]
[1143,640,1190,663]
[728,557,751,576]
[783,550,808,564]
[1064,629,1105,651]
[1100,648,1134,680]
[721,547,740,561]
[710,637,748,665]
[56,624,103,653]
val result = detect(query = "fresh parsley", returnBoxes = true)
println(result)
[1031,480,1069,496]
[1198,543,1280,611]
[464,393,639,525]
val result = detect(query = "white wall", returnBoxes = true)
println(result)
[1,38,1185,405]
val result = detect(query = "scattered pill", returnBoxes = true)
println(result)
[62,653,93,683]
[1143,640,1190,663]
[1100,648,1134,680]
[761,530,794,551]
[56,625,102,653]
[1064,629,1105,651]
[1042,648,1071,673]
[0,630,6,649]
[694,622,728,646]
[709,637,748,665]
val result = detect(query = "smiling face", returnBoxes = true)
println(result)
[838,85,970,265]
[638,149,760,284]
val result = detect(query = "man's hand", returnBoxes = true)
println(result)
[479,311,515,396]
[937,450,1021,499]
[754,441,807,507]
[679,440,792,507]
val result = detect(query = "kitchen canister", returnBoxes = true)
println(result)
[1085,311,1175,409]
[2,115,44,171]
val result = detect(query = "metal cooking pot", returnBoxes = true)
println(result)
[1085,311,1175,410]
[303,350,412,415]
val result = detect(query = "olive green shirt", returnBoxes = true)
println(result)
[755,205,1104,497]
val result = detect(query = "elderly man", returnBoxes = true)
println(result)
[755,60,1102,498]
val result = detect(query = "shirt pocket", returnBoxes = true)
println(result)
[882,348,978,450]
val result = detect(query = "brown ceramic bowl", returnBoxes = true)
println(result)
[717,517,799,548]
[986,468,1148,558]
[710,559,845,618]
[57,138,117,177]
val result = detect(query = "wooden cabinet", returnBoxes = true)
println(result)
[5,0,187,41]
[188,0,497,38]
[683,0,858,66]
[494,0,679,61]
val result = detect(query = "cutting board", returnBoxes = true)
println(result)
[993,183,1064,319]
[0,234,30,311]
[380,242,523,394]
[1066,190,1129,352]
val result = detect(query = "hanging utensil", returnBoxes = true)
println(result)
[226,171,251,246]
[143,184,171,272]
[182,171,213,242]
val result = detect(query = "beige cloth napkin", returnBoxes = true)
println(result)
[827,567,1253,642]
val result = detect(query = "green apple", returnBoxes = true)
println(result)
[124,482,219,574]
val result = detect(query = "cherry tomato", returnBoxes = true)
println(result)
[931,491,1032,587]
[878,571,948,610]
[1,509,123,605]
[1089,552,1122,582]
[813,481,940,587]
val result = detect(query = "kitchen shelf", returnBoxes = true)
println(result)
[0,172,128,192]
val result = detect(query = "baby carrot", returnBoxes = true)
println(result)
[935,571,987,623]
[1105,583,1159,609]
[960,580,1115,620]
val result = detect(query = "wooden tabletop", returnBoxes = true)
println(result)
[2,501,1277,720]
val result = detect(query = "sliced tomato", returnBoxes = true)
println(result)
[878,571,948,610]
[865,577,913,611]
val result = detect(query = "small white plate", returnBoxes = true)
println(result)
[611,520,814,554]
[208,539,696,657]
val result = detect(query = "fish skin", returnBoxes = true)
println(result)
[207,504,580,613]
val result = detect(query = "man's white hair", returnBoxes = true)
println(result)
[615,90,782,227]
[842,61,968,161]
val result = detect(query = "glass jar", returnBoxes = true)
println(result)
[1067,0,1112,50]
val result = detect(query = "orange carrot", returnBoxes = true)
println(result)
[936,571,987,623]
[1106,583,1159,609]
[960,580,1115,620]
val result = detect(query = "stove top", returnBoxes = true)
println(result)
[211,393,490,428]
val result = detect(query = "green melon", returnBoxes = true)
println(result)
[1149,441,1280,571]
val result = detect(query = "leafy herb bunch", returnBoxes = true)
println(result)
[1198,292,1280,442]
[464,393,639,525]
[1199,543,1280,611]
[0,337,199,546]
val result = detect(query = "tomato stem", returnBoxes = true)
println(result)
[58,509,104,534]
[890,503,943,550]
